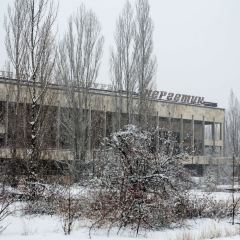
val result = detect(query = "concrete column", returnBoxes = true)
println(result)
[202,116,205,156]
[212,118,216,155]
[23,98,27,142]
[111,112,115,134]
[103,106,107,139]
[168,112,171,130]
[220,122,223,141]
[191,115,194,155]
[88,107,92,160]
[219,121,224,156]
[117,107,121,131]
[88,107,92,146]
[180,114,184,152]
[222,117,225,156]
[156,112,159,152]
[56,102,60,149]
[5,94,9,146]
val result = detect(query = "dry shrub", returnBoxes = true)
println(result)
[22,183,58,215]
[184,196,233,219]
[55,184,88,235]
[88,189,188,232]
[175,232,195,240]
[57,196,82,235]
[199,224,222,239]
[0,194,14,233]
[87,126,191,235]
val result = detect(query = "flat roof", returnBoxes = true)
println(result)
[0,76,224,111]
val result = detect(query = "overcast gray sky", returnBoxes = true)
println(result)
[1,0,240,108]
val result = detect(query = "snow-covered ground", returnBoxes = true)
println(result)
[1,214,240,240]
[190,189,240,201]
[1,187,240,239]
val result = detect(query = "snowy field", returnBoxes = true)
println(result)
[1,189,240,240]
[190,189,240,201]
[1,215,240,240]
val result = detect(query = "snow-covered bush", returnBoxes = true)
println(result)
[184,195,231,219]
[88,125,191,234]
[202,166,218,192]
[20,181,57,215]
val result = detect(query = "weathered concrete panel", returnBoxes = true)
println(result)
[0,80,225,123]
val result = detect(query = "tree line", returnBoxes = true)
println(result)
[2,0,157,184]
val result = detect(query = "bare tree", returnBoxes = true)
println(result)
[135,0,157,127]
[5,0,57,189]
[5,0,27,81]
[225,90,240,223]
[4,0,28,186]
[225,91,240,182]
[111,1,137,127]
[226,90,240,157]
[111,0,156,130]
[57,4,104,179]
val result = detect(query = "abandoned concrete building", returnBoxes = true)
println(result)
[0,71,225,176]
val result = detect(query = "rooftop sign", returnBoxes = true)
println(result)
[147,90,205,105]
[91,84,205,105]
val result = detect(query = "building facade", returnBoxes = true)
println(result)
[0,71,225,174]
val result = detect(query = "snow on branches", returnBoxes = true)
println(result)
[89,125,191,235]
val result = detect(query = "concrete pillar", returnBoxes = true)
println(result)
[111,112,115,134]
[156,112,159,152]
[212,118,216,155]
[103,106,107,139]
[202,116,205,156]
[118,108,121,131]
[220,121,224,156]
[23,98,27,142]
[220,122,222,141]
[168,112,171,130]
[223,117,225,156]
[191,115,194,155]
[5,94,9,146]
[88,107,92,156]
[180,114,184,152]
[56,102,60,149]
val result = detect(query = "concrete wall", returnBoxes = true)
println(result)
[0,78,225,157]
[0,79,225,123]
